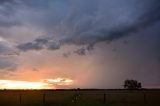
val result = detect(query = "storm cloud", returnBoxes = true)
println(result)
[15,0,160,52]
[0,0,20,27]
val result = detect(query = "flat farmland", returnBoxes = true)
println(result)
[0,89,159,106]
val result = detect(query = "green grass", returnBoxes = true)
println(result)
[0,90,159,106]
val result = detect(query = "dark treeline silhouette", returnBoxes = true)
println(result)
[124,79,142,89]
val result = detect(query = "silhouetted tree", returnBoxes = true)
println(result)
[124,79,142,89]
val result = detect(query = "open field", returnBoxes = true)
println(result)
[0,89,160,106]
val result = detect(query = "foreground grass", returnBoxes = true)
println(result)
[0,89,159,106]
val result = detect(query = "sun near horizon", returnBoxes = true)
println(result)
[0,78,73,89]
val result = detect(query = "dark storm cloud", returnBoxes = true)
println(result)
[17,42,43,51]
[74,48,86,56]
[35,38,48,44]
[0,21,20,28]
[58,0,160,45]
[0,0,21,27]
[0,0,16,4]
[17,37,50,51]
[48,44,60,50]
[17,37,60,51]
[16,0,160,52]
[19,0,69,30]
[86,44,94,51]
[0,42,19,56]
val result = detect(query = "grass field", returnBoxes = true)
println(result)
[0,89,159,106]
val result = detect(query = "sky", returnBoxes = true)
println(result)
[0,0,160,89]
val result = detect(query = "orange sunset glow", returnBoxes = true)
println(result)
[0,78,73,89]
